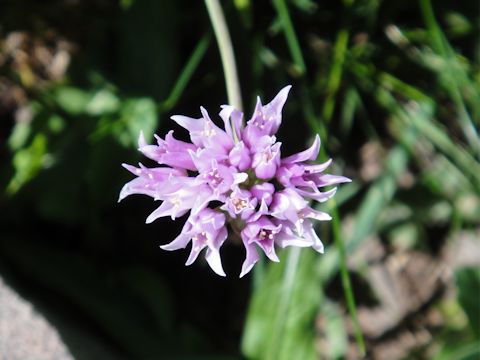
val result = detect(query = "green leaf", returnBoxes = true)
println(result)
[242,249,321,360]
[455,267,480,339]
[54,87,92,115]
[120,98,158,147]
[55,86,121,117]
[445,12,472,36]
[8,119,32,151]
[47,114,66,134]
[7,133,48,194]
[86,89,121,116]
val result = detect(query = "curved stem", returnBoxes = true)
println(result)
[205,0,243,112]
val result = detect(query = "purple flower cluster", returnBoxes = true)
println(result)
[119,86,350,277]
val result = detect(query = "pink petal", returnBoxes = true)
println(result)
[282,134,320,164]
[303,159,332,174]
[161,223,192,250]
[170,114,204,133]
[219,105,243,141]
[205,248,226,277]
[310,174,352,187]
[294,187,338,203]
[240,242,260,278]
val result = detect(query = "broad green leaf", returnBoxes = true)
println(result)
[242,249,321,360]
[7,133,48,194]
[47,114,66,134]
[8,119,32,151]
[54,87,92,115]
[86,89,121,116]
[120,98,158,147]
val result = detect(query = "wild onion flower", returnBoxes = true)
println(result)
[119,86,350,277]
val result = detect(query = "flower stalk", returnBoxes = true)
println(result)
[205,0,243,117]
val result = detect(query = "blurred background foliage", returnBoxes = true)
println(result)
[0,0,479,359]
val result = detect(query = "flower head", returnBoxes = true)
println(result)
[119,86,350,277]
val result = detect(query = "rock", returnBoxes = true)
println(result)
[0,276,73,360]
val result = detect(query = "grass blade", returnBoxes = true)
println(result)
[160,34,210,112]
[419,0,480,156]
[322,29,349,125]
[330,202,366,356]
[272,0,306,75]
[318,127,415,280]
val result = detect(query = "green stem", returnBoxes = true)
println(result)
[322,29,349,125]
[205,0,243,113]
[330,202,366,357]
[160,34,211,112]
[303,104,365,358]
[272,0,306,75]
